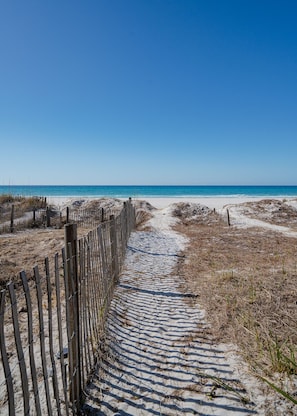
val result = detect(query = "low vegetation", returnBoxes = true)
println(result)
[175,201,297,403]
[0,197,139,287]
[0,194,46,219]
[0,194,48,233]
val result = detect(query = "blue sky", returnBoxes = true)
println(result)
[0,0,296,185]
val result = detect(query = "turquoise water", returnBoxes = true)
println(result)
[0,185,297,198]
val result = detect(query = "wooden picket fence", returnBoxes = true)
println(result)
[0,201,119,234]
[0,199,135,415]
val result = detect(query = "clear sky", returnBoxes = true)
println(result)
[0,0,296,185]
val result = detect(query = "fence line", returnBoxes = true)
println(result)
[0,201,120,234]
[0,199,136,415]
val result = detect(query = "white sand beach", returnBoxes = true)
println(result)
[48,195,286,211]
[132,196,274,210]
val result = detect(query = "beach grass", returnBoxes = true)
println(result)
[176,213,297,401]
[0,194,46,220]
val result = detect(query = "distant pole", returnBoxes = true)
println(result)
[227,209,231,226]
[10,204,14,233]
[46,207,51,227]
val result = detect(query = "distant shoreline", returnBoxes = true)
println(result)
[1,184,297,200]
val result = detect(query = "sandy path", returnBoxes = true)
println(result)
[82,208,266,415]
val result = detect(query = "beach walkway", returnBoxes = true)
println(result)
[82,209,262,415]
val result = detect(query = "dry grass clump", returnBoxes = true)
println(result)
[0,228,65,288]
[0,195,46,223]
[0,195,52,234]
[236,199,297,228]
[133,200,155,228]
[0,194,15,204]
[81,198,124,215]
[135,209,153,227]
[172,202,221,225]
[176,212,297,395]
[0,204,57,235]
[0,223,102,288]
[0,197,135,287]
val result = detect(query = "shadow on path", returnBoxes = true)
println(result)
[82,229,258,415]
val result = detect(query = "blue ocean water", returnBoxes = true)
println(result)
[0,185,297,198]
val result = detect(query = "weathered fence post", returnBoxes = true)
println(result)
[8,282,30,414]
[33,208,36,226]
[109,215,119,281]
[128,197,134,231]
[46,207,51,227]
[128,198,132,231]
[123,201,128,245]
[0,289,15,415]
[226,208,231,226]
[64,223,81,410]
[66,207,70,224]
[101,207,104,222]
[10,204,14,233]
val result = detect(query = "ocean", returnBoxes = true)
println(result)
[0,185,297,198]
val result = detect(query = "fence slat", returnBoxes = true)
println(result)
[0,289,15,416]
[78,239,86,387]
[97,226,108,289]
[34,266,53,416]
[88,231,100,344]
[65,223,81,411]
[85,239,95,370]
[57,251,70,416]
[8,282,30,415]
[109,215,119,282]
[20,271,42,415]
[45,257,62,415]
[82,240,92,376]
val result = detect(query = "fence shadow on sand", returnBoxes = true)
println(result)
[82,229,258,415]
